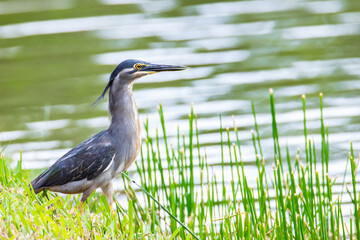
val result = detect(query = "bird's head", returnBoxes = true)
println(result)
[93,59,187,105]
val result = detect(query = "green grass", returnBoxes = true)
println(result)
[0,89,359,239]
[0,155,161,239]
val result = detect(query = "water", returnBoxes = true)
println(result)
[1,0,360,191]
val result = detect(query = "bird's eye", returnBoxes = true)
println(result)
[134,64,142,70]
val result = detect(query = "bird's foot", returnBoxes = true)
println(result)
[109,204,116,215]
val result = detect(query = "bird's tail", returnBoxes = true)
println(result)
[29,181,42,194]
[30,173,47,194]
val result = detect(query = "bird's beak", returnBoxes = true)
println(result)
[141,63,188,73]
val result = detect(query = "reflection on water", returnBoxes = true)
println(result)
[1,0,360,192]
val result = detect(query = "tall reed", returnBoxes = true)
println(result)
[131,89,359,239]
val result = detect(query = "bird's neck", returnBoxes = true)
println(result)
[108,83,141,173]
[108,84,139,134]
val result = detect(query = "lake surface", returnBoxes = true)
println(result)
[1,0,360,192]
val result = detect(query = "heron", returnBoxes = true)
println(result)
[30,59,187,211]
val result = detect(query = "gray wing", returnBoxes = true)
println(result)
[31,130,114,192]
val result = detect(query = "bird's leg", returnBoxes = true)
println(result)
[78,188,95,213]
[101,181,114,213]
[78,201,84,214]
